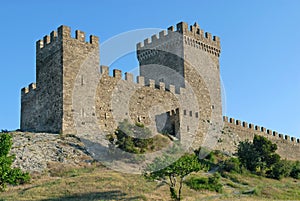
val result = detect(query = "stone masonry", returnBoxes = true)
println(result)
[21,22,300,160]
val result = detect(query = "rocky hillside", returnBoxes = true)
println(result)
[9,132,93,173]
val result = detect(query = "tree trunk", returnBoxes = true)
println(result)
[178,177,184,201]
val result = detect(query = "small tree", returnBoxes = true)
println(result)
[0,133,30,191]
[144,153,203,201]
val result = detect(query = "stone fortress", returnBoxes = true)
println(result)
[20,22,300,160]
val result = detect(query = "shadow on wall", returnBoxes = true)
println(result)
[155,108,180,137]
[40,190,143,201]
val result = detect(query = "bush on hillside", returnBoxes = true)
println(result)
[290,161,300,179]
[267,159,293,180]
[107,120,154,155]
[0,133,30,191]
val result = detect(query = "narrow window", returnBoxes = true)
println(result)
[189,111,192,117]
[195,112,199,118]
[81,108,85,117]
[184,110,187,115]
[81,75,84,86]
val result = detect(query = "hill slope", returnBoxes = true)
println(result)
[0,162,299,201]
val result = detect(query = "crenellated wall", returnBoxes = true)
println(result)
[96,65,199,144]
[137,22,220,59]
[20,83,37,131]
[216,116,300,160]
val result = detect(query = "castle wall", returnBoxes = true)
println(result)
[95,66,200,150]
[96,66,180,136]
[217,116,300,160]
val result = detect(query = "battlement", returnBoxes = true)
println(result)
[100,65,178,94]
[36,25,99,50]
[136,27,178,49]
[21,83,36,96]
[137,21,221,58]
[223,116,300,144]
[163,108,199,118]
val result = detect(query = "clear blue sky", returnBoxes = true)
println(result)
[0,0,299,139]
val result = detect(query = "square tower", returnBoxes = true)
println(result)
[137,22,222,147]
[21,26,99,133]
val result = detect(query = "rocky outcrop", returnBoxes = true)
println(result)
[9,132,93,173]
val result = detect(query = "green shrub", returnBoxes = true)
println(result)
[290,161,300,179]
[267,159,293,180]
[222,157,241,173]
[110,120,154,154]
[185,173,222,193]
[0,133,30,191]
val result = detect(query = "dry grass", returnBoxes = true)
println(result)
[0,162,299,201]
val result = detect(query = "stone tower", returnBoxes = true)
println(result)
[137,22,222,147]
[21,26,99,133]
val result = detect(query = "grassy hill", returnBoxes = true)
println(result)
[0,162,299,201]
[1,130,299,201]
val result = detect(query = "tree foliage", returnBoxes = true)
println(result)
[236,135,300,180]
[237,135,280,174]
[267,159,293,180]
[0,133,30,191]
[144,153,204,201]
[290,161,300,179]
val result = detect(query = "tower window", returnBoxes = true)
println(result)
[189,111,192,117]
[183,110,187,115]
[195,112,199,118]
[81,108,85,117]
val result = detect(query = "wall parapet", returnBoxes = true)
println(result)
[21,83,36,97]
[223,116,300,144]
[36,25,99,50]
[99,65,179,94]
[137,21,221,58]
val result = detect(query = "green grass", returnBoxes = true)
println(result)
[0,162,299,201]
